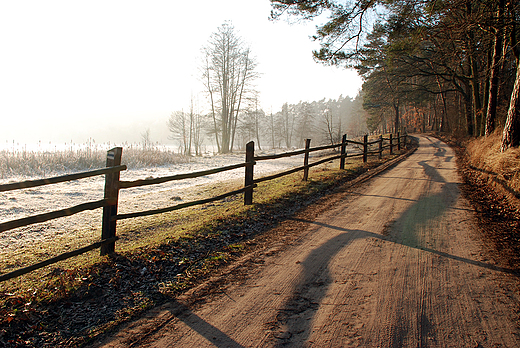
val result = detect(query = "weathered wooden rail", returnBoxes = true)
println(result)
[0,133,407,282]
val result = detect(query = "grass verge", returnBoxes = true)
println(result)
[464,131,520,202]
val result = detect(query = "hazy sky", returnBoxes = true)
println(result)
[0,0,363,146]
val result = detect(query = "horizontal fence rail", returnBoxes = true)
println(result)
[0,199,112,233]
[0,133,408,282]
[115,185,257,220]
[0,165,127,192]
[0,237,118,282]
[253,151,365,184]
[119,162,248,189]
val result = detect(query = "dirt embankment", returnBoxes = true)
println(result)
[440,134,520,271]
[97,135,520,347]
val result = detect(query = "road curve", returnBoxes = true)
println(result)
[99,135,520,348]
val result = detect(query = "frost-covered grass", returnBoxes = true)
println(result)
[0,143,405,287]
[0,157,363,290]
[0,146,190,179]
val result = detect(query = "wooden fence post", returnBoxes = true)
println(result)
[244,141,254,205]
[340,134,347,170]
[363,134,368,163]
[397,132,401,150]
[378,135,383,160]
[303,139,311,181]
[101,147,122,256]
[389,133,394,155]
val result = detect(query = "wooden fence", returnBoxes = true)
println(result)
[0,133,407,282]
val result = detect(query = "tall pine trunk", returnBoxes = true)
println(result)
[501,59,520,151]
[485,0,505,135]
[393,99,399,133]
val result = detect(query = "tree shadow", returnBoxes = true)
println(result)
[294,219,518,276]
[425,136,453,162]
[271,229,366,346]
[131,299,246,348]
[273,156,518,346]
[272,217,518,346]
[392,160,458,248]
[162,299,246,348]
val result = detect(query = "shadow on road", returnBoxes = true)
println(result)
[141,299,246,348]
[273,148,517,346]
[291,218,519,276]
[272,216,519,346]
[156,140,515,347]
[392,160,459,248]
[272,229,368,346]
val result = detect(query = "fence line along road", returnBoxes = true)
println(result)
[0,133,408,282]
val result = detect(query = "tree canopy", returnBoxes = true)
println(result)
[271,0,520,150]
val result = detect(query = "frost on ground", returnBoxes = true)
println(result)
[1,150,322,269]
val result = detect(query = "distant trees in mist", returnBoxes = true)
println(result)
[167,99,204,156]
[166,21,369,154]
[268,94,368,149]
[167,93,368,154]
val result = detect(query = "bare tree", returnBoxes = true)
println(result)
[237,106,265,151]
[267,110,282,149]
[279,103,295,148]
[252,95,264,150]
[168,111,190,155]
[318,99,343,145]
[201,22,258,153]
[320,107,335,145]
[168,95,206,156]
[296,102,316,145]
[141,128,151,150]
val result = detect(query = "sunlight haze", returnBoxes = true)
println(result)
[0,0,362,146]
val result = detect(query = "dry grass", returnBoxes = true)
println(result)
[0,147,189,179]
[465,131,520,202]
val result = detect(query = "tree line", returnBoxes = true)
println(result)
[168,94,368,155]
[271,0,520,151]
[168,22,368,155]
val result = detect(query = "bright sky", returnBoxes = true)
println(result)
[0,0,362,145]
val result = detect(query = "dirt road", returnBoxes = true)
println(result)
[98,135,520,347]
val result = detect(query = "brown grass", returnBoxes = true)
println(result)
[465,131,520,202]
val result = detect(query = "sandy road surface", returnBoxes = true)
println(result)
[99,135,520,347]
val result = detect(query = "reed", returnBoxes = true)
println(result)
[0,145,190,179]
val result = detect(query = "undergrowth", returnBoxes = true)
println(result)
[452,132,520,270]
